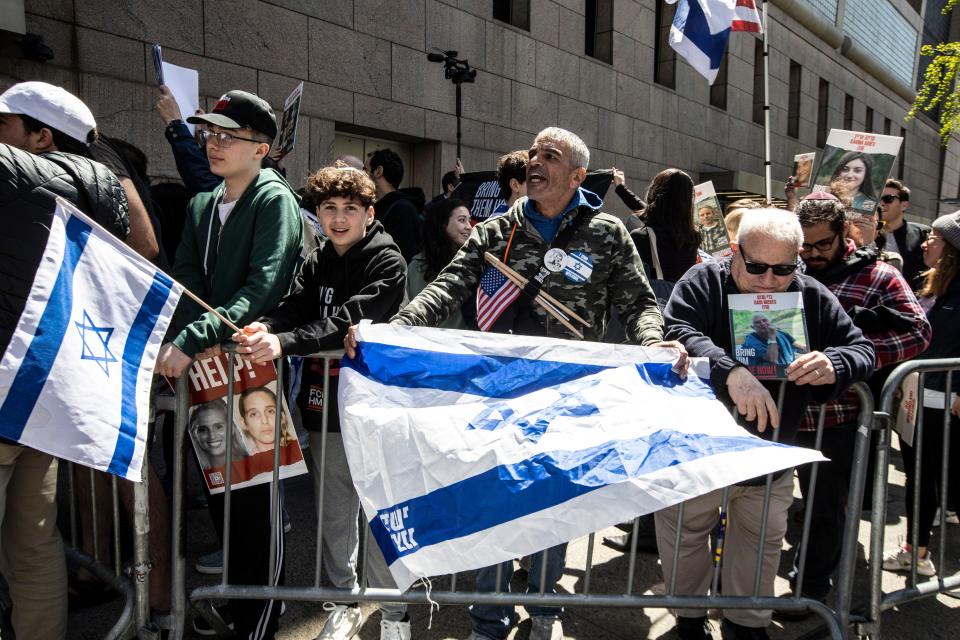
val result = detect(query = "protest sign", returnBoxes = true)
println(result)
[812,130,903,216]
[730,292,810,380]
[275,82,304,156]
[694,180,731,257]
[152,44,200,135]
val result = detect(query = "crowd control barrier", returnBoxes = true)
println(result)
[151,349,876,640]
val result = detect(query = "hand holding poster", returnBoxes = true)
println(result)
[694,181,731,257]
[729,292,810,380]
[185,354,307,493]
[812,130,903,216]
[152,44,200,134]
[792,152,816,188]
[275,82,304,156]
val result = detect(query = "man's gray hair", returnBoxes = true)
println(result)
[736,208,803,249]
[535,127,590,170]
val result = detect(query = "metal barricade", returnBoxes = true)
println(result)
[163,349,876,640]
[858,358,960,639]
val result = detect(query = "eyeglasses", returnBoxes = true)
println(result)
[880,194,900,204]
[739,245,799,276]
[199,129,263,147]
[801,232,840,253]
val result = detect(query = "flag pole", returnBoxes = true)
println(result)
[181,288,243,334]
[762,0,772,203]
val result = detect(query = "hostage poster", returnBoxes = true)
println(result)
[694,180,730,257]
[729,292,810,380]
[812,130,903,216]
[185,354,307,493]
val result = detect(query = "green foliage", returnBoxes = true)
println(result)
[908,3,960,145]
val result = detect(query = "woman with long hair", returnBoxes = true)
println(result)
[630,168,701,282]
[883,211,960,578]
[829,151,878,212]
[407,197,471,329]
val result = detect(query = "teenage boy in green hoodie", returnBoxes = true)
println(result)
[233,164,408,640]
[156,90,302,639]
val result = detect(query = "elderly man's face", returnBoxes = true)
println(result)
[732,234,799,294]
[526,137,581,206]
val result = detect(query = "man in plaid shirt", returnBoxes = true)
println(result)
[781,192,931,615]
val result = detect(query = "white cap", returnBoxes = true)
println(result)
[0,81,96,144]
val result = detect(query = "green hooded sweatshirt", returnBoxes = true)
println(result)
[169,168,303,357]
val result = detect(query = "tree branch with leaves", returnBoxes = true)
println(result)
[908,1,960,145]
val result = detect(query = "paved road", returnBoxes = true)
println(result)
[63,445,960,639]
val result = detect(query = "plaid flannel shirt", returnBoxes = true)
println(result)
[801,242,931,431]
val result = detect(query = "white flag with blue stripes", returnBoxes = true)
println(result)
[0,199,183,481]
[339,322,825,590]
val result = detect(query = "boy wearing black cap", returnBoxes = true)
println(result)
[156,90,302,639]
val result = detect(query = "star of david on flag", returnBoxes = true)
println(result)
[0,199,183,481]
[476,264,520,331]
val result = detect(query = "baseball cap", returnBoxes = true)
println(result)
[0,81,97,144]
[187,90,277,140]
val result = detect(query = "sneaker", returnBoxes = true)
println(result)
[529,615,563,640]
[192,603,234,637]
[380,618,412,640]
[882,545,937,577]
[316,603,362,640]
[195,549,223,575]
[677,615,713,639]
[720,619,769,640]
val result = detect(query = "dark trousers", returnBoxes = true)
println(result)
[791,424,858,599]
[208,482,285,639]
[901,407,960,549]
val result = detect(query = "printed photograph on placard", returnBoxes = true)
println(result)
[729,292,810,380]
[811,130,903,216]
[275,82,304,156]
[694,181,731,257]
[184,354,307,494]
[792,152,816,188]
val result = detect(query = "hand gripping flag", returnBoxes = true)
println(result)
[339,322,824,590]
[0,199,183,481]
[668,0,762,84]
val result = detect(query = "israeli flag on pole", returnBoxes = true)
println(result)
[339,322,825,590]
[668,0,744,84]
[0,199,183,481]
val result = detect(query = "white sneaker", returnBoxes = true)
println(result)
[881,545,937,577]
[529,616,563,640]
[315,603,363,640]
[380,618,412,640]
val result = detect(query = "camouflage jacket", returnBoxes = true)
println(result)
[391,196,664,344]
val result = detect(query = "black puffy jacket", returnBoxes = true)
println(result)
[0,143,129,358]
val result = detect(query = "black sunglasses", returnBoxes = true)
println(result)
[739,245,798,276]
[880,194,900,204]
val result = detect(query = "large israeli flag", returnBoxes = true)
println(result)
[339,322,825,590]
[0,199,183,481]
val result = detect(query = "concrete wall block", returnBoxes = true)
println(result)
[354,95,425,138]
[485,22,519,79]
[149,47,258,104]
[648,86,679,129]
[705,107,731,148]
[515,34,538,86]
[634,119,663,164]
[536,42,580,95]
[597,109,632,156]
[355,0,425,50]
[77,27,144,83]
[75,0,203,53]
[678,98,706,141]
[205,0,308,79]
[25,14,76,70]
[529,0,560,47]
[557,6,585,57]
[579,58,617,110]
[424,110,485,147]
[557,96,599,149]
[484,123,531,155]
[613,0,645,43]
[612,153,647,195]
[591,148,616,175]
[511,81,558,133]
[308,117,337,170]
[427,1,486,72]
[309,19,391,98]
[392,44,456,113]
[257,71,354,123]
[633,43,654,83]
[463,71,513,125]
[261,0,353,26]
[553,0,584,14]
[26,0,74,21]
[616,72,650,120]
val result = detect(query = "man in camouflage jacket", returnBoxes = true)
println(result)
[350,127,685,640]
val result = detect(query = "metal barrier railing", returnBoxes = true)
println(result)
[160,348,876,640]
[859,357,960,639]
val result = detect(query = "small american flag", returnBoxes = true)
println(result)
[476,265,520,331]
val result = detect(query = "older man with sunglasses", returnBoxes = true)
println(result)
[656,209,875,640]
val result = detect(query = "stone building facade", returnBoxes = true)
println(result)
[1,0,957,220]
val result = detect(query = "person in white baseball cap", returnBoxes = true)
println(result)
[0,81,97,155]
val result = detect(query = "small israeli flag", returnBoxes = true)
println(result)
[0,199,183,481]
[339,322,824,590]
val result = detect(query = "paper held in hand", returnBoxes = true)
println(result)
[694,180,732,258]
[152,43,200,135]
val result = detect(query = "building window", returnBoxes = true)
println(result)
[655,1,677,88]
[898,126,906,179]
[816,78,829,147]
[865,107,874,133]
[883,117,892,135]
[710,55,728,110]
[752,39,764,124]
[585,0,614,64]
[493,0,529,31]
[788,60,801,139]
[843,94,854,130]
